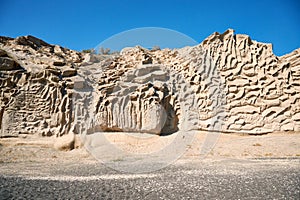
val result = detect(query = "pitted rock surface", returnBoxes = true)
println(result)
[1,29,300,138]
[0,35,83,137]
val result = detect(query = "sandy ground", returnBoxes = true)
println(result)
[1,132,299,199]
[0,131,299,165]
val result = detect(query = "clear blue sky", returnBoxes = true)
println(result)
[1,0,299,56]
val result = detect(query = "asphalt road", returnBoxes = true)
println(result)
[0,158,299,200]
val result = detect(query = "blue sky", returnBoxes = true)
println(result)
[0,0,299,56]
[95,27,199,52]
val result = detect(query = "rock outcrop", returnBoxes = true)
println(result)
[1,29,300,138]
[200,30,300,133]
[0,35,83,137]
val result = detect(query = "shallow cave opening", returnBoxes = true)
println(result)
[160,102,179,136]
[160,91,179,136]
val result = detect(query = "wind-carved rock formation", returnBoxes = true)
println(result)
[1,29,300,138]
[200,29,300,133]
[0,35,83,137]
[81,45,226,135]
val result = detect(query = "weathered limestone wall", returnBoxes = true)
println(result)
[0,36,82,137]
[1,30,299,137]
[88,29,300,134]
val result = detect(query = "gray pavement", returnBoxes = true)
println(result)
[0,158,299,199]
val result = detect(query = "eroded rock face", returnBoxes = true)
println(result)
[1,30,300,138]
[0,36,83,137]
[200,30,300,133]
[76,29,300,135]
